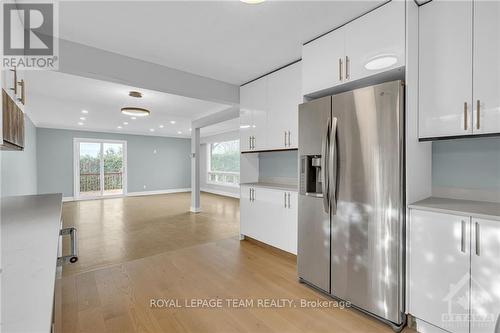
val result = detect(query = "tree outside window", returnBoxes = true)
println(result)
[208,140,240,186]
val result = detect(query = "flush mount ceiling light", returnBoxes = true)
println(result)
[364,55,398,71]
[121,91,151,117]
[121,107,150,117]
[240,0,265,3]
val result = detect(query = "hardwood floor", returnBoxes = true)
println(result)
[58,192,415,333]
[61,192,239,276]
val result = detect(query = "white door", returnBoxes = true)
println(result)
[267,62,302,150]
[418,0,473,139]
[473,1,500,135]
[302,27,345,96]
[344,1,405,82]
[284,191,298,254]
[240,78,267,151]
[239,185,253,236]
[240,86,254,152]
[409,209,470,333]
[74,139,127,199]
[470,217,500,333]
[253,188,284,248]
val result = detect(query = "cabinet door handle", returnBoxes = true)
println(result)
[464,102,468,130]
[284,192,287,208]
[475,222,480,256]
[287,131,291,147]
[252,136,255,149]
[287,192,291,208]
[339,58,343,81]
[476,100,481,130]
[17,79,25,105]
[284,131,287,147]
[345,56,350,80]
[9,67,17,94]
[461,220,466,253]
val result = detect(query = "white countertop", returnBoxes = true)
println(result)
[409,197,500,221]
[240,182,298,192]
[1,193,63,333]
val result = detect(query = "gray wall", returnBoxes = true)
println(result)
[432,137,500,202]
[1,114,38,197]
[37,128,191,197]
[259,150,298,181]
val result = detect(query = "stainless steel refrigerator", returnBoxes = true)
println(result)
[298,80,405,328]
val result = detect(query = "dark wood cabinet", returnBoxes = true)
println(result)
[1,89,24,150]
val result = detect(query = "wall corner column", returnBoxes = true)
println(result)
[190,127,201,213]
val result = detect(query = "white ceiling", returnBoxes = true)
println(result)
[25,71,234,138]
[59,1,385,85]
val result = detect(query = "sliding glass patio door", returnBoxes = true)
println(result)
[74,139,127,199]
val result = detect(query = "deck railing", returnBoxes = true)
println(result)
[80,172,123,192]
[207,171,239,186]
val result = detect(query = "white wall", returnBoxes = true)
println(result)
[200,131,240,198]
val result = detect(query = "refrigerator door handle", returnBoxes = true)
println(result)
[329,117,338,215]
[321,116,331,214]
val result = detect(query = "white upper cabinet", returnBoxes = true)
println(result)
[419,0,473,139]
[267,62,302,150]
[344,0,405,82]
[473,1,500,135]
[419,0,500,139]
[239,62,301,152]
[302,1,405,96]
[302,28,345,96]
[240,78,267,152]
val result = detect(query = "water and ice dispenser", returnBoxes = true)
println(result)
[299,155,323,196]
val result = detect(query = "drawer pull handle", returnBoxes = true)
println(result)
[57,227,78,265]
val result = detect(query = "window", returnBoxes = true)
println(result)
[207,140,240,187]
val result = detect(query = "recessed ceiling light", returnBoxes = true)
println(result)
[364,55,398,70]
[117,126,122,129]
[240,0,266,4]
[123,122,128,125]
[189,128,192,131]
[77,122,84,126]
[121,107,150,117]
[80,117,86,120]
[177,131,182,134]
[131,117,136,120]
[170,120,176,124]
[159,125,164,128]
[150,128,155,132]
[240,125,250,129]
[81,110,88,114]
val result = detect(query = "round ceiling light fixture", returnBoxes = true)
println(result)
[364,55,398,71]
[121,107,150,117]
[121,91,151,117]
[240,0,265,4]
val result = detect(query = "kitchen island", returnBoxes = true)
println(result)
[1,193,63,333]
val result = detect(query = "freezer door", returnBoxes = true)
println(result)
[297,96,331,293]
[330,80,405,324]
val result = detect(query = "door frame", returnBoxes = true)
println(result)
[73,138,128,200]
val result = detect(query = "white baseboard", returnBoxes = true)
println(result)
[63,188,236,202]
[201,187,240,198]
[128,188,190,197]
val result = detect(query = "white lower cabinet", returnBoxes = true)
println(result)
[470,218,500,333]
[409,209,500,333]
[240,185,298,254]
